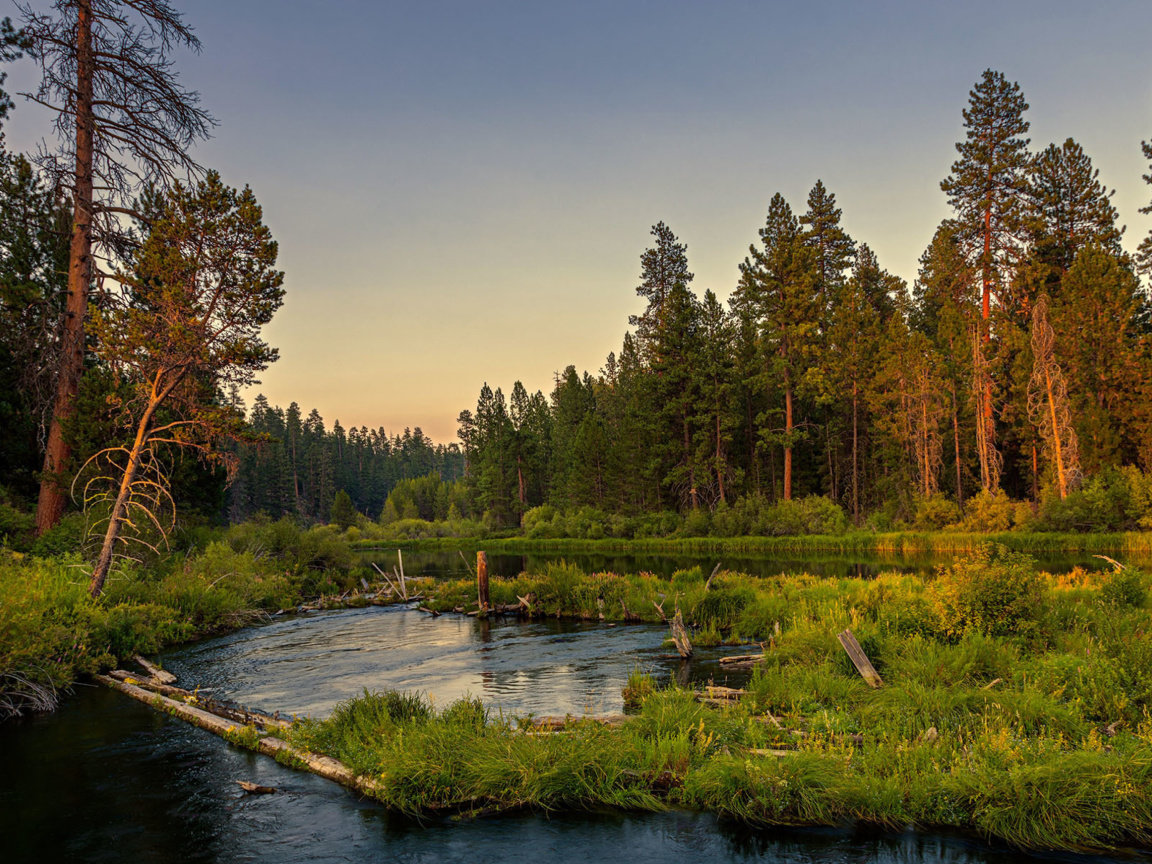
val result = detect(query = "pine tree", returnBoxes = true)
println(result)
[629,221,693,354]
[1028,294,1080,498]
[692,290,740,506]
[735,193,820,500]
[941,69,1032,326]
[826,261,883,522]
[1051,242,1150,471]
[1139,139,1152,279]
[912,222,979,511]
[1028,138,1122,281]
[330,489,357,530]
[799,180,856,297]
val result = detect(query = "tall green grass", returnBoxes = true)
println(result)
[0,518,362,719]
[289,550,1152,851]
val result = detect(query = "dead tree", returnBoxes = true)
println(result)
[19,0,214,535]
[1028,295,1080,498]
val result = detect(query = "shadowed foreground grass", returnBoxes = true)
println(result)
[287,547,1152,852]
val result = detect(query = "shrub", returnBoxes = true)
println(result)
[931,544,1043,638]
[522,504,558,538]
[0,501,34,550]
[1036,467,1152,532]
[956,489,1018,532]
[679,507,711,538]
[1100,567,1147,609]
[759,496,848,536]
[913,494,961,531]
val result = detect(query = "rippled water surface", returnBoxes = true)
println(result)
[1,607,1141,863]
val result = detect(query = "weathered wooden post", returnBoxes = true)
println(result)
[837,628,883,688]
[477,551,490,612]
[670,609,693,658]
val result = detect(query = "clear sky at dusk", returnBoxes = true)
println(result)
[6,0,1152,442]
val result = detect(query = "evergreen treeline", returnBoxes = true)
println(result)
[460,70,1152,532]
[226,395,464,523]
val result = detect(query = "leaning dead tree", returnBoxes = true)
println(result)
[18,0,214,535]
[80,172,283,597]
[1028,295,1080,499]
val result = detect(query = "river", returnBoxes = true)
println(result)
[0,604,1136,863]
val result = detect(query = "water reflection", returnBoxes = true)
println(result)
[158,606,750,718]
[0,608,1142,864]
[357,547,1123,582]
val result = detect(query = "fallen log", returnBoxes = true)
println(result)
[526,714,629,731]
[107,670,292,731]
[701,685,745,700]
[718,653,764,666]
[238,781,277,794]
[96,675,378,796]
[704,562,722,591]
[133,655,177,685]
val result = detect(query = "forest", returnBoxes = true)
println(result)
[8,4,1152,855]
[452,70,1152,538]
[2,45,1151,550]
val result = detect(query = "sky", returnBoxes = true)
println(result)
[5,0,1152,443]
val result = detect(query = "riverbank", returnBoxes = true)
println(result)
[0,519,366,719]
[273,549,1152,852]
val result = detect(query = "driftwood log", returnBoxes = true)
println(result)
[669,609,693,658]
[837,628,883,688]
[238,781,277,794]
[96,675,378,796]
[107,670,292,731]
[134,655,177,685]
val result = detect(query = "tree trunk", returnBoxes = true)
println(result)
[715,411,725,504]
[1045,368,1068,498]
[684,412,698,509]
[90,401,158,597]
[783,371,793,501]
[851,384,859,525]
[952,389,964,515]
[36,0,94,536]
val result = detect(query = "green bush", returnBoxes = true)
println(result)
[0,501,34,550]
[1036,467,1152,532]
[956,489,1019,532]
[1100,567,1147,609]
[913,494,961,530]
[931,544,1043,638]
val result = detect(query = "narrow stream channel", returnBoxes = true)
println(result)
[0,606,1139,863]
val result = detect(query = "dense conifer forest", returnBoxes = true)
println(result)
[2,64,1151,540]
[453,70,1152,536]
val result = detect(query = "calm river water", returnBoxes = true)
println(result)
[0,605,1140,863]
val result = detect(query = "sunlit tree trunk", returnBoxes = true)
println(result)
[36,0,93,535]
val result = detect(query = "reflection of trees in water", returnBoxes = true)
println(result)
[719,819,1034,863]
[358,548,1116,582]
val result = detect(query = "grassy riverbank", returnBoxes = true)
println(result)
[285,548,1152,852]
[0,519,363,719]
[359,529,1152,558]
